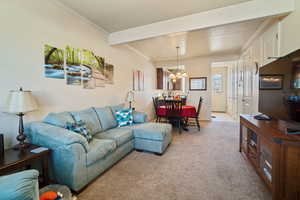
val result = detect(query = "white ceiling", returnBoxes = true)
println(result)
[128,18,265,62]
[58,0,252,32]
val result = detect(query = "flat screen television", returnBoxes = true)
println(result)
[259,49,300,123]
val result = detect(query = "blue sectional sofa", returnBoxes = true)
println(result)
[0,170,39,200]
[25,105,172,192]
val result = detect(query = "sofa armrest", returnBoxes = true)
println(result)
[0,170,39,200]
[25,122,89,152]
[133,111,148,123]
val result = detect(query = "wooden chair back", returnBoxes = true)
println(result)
[152,97,158,115]
[197,97,203,115]
[164,100,183,118]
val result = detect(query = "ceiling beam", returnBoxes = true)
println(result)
[108,0,295,45]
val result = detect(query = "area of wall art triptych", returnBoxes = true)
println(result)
[44,44,114,89]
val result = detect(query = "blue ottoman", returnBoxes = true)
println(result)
[133,122,172,155]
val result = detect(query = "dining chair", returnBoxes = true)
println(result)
[164,99,183,133]
[188,97,203,131]
[181,97,187,105]
[153,97,166,122]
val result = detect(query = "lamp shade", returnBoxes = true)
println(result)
[5,89,38,113]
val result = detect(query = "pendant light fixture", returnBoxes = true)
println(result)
[169,46,187,82]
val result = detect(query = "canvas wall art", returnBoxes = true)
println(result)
[138,70,144,91]
[82,49,105,88]
[104,63,114,84]
[133,70,144,91]
[42,44,115,89]
[66,46,82,85]
[44,44,64,79]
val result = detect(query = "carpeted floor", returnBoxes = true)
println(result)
[78,120,271,200]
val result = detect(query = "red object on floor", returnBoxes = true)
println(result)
[157,105,196,117]
[40,191,57,200]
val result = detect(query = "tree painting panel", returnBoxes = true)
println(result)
[82,49,105,88]
[44,44,64,79]
[104,63,114,84]
[66,46,82,85]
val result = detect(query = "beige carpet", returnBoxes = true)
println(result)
[78,121,271,200]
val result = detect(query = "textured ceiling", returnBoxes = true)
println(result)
[128,18,265,62]
[58,0,252,32]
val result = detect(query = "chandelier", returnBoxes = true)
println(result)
[169,46,187,82]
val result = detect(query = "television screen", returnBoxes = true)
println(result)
[259,49,300,122]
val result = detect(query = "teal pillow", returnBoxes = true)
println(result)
[114,108,133,127]
[43,112,74,128]
[133,111,148,123]
[66,112,93,142]
[71,108,102,135]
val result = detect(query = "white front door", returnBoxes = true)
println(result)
[211,67,227,112]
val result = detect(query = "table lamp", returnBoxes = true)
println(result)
[5,88,38,150]
[126,90,135,109]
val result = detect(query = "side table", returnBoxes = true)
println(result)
[0,144,51,186]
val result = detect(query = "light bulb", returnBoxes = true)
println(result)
[169,74,176,79]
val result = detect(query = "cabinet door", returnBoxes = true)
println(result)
[156,68,164,89]
[252,38,262,114]
[280,142,300,200]
[240,124,248,153]
[262,22,280,66]
[259,136,273,189]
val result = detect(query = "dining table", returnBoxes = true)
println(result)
[156,98,197,131]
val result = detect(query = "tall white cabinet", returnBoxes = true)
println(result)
[236,19,281,117]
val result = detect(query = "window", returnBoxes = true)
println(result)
[212,74,223,93]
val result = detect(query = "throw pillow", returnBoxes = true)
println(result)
[114,108,133,127]
[66,113,93,142]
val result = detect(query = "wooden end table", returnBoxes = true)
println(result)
[0,144,51,186]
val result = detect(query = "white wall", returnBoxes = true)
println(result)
[0,0,156,149]
[155,57,212,120]
[155,54,239,120]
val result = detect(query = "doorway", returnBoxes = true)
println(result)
[211,66,228,113]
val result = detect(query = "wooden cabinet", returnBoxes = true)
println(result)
[240,115,300,200]
[237,20,281,117]
[156,68,164,89]
[156,68,182,90]
[156,68,170,90]
[262,21,280,66]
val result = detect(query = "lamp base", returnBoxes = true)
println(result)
[13,142,30,150]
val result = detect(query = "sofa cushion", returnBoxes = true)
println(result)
[0,170,39,200]
[43,112,74,128]
[110,103,125,113]
[132,122,172,141]
[93,107,117,131]
[87,139,116,166]
[94,128,133,147]
[72,108,102,136]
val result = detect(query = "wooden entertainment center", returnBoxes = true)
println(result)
[240,114,300,200]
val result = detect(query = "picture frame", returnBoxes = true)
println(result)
[259,74,284,90]
[189,77,207,91]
